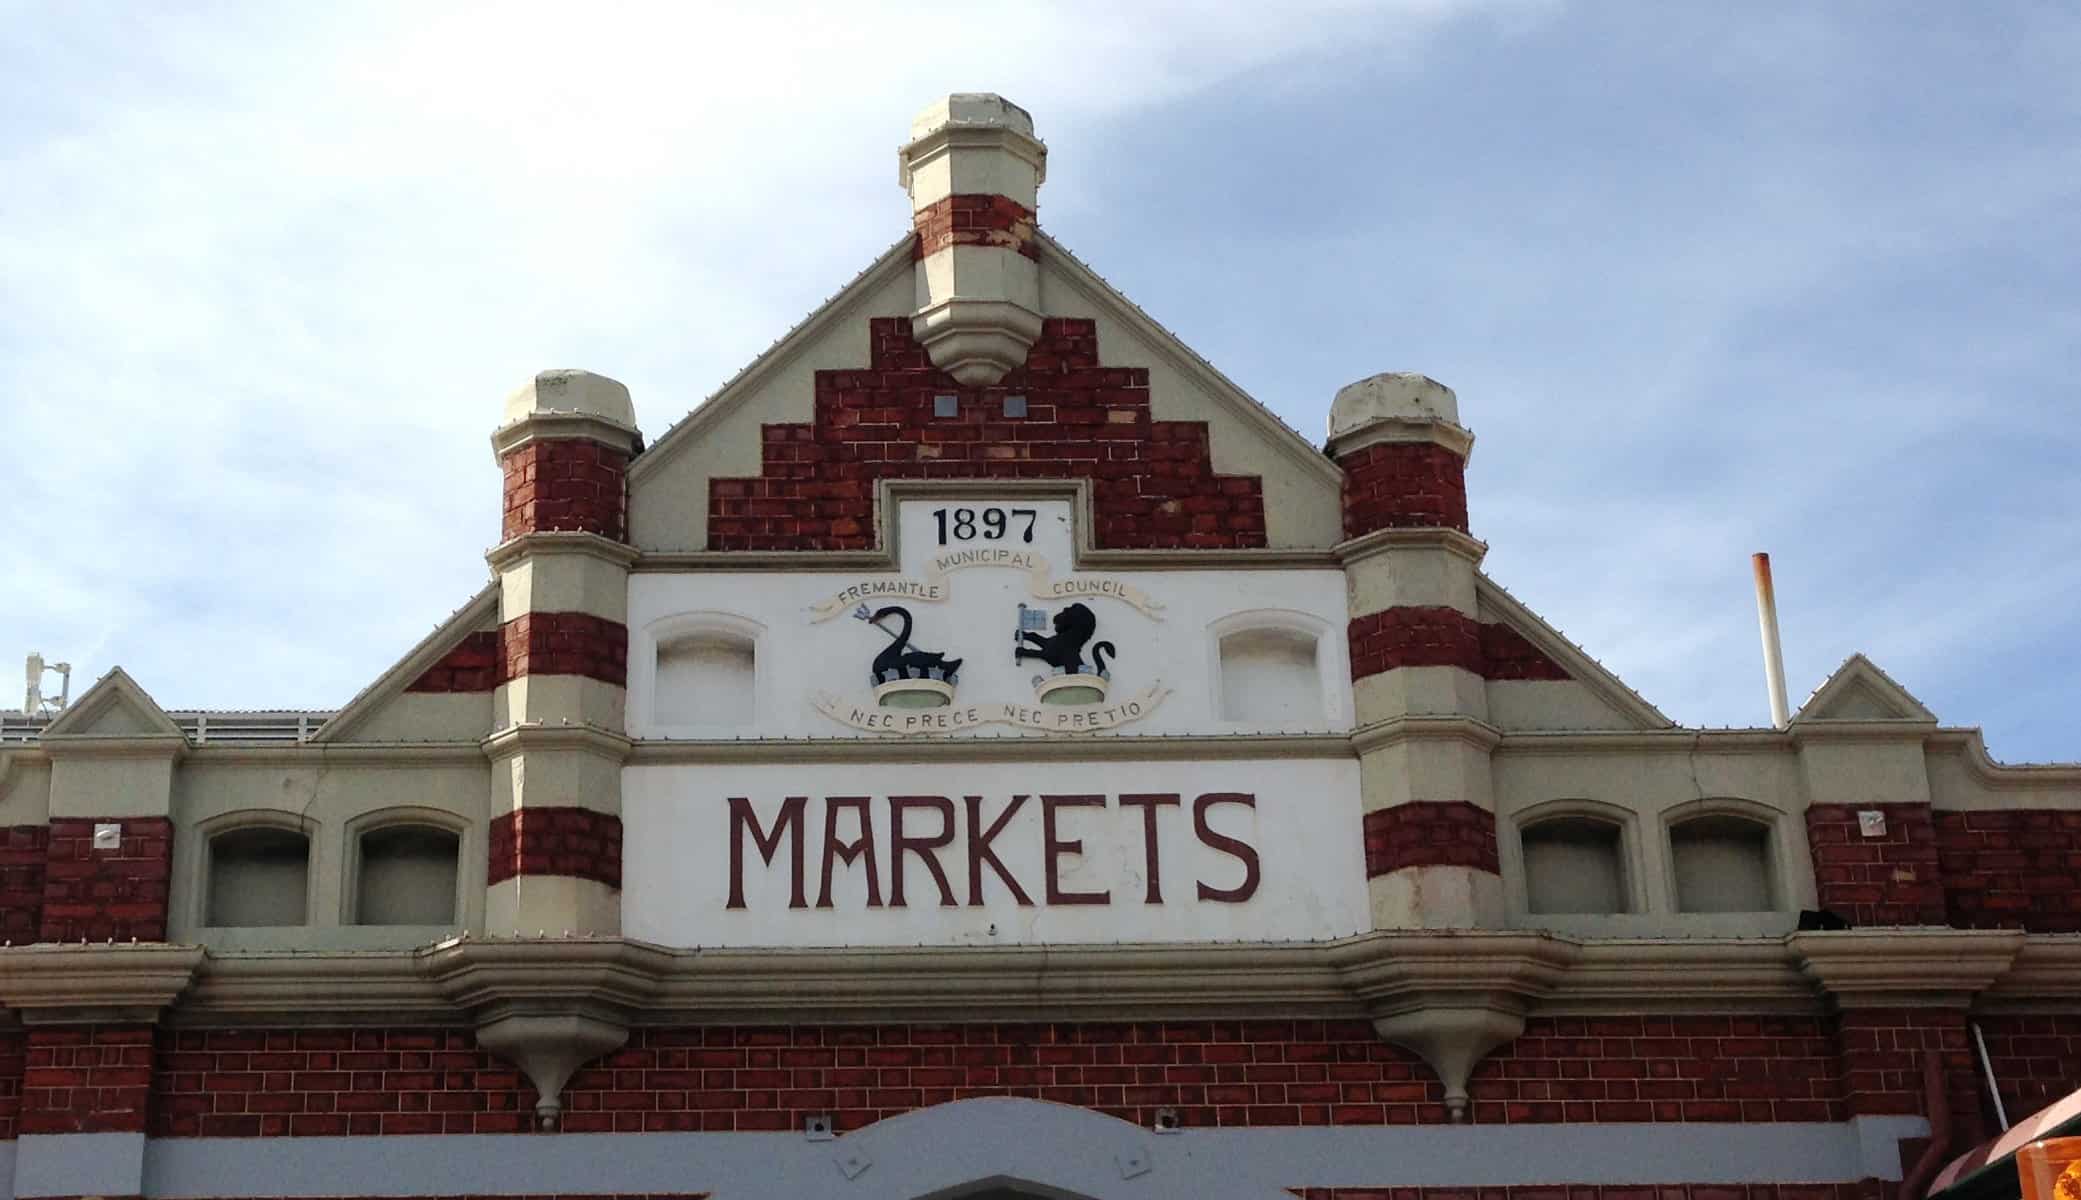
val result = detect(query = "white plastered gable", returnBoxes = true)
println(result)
[1795,653,1938,723]
[39,666,185,741]
[1475,575,1673,732]
[625,234,1346,552]
[310,585,500,744]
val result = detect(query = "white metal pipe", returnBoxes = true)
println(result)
[1752,554,1792,729]
[1972,1020,2009,1131]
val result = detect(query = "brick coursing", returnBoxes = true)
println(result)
[501,439,629,543]
[1348,607,1571,682]
[1,824,48,942]
[1974,1013,2081,1124]
[500,612,628,688]
[1936,809,2081,933]
[487,808,622,888]
[1832,1008,1981,1143]
[1363,802,1500,877]
[0,1029,21,1139]
[1339,442,1470,536]
[1472,1015,1842,1124]
[704,318,1267,551]
[1804,804,1944,927]
[40,816,174,943]
[912,193,1038,260]
[142,1016,1920,1139]
[406,630,505,693]
[22,1024,156,1135]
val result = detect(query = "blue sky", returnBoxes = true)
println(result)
[2,2,2074,761]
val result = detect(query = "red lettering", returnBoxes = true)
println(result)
[1042,794,1109,906]
[1194,792,1260,902]
[817,796,883,909]
[965,794,1033,906]
[728,796,806,909]
[1117,793,1179,904]
[889,795,957,908]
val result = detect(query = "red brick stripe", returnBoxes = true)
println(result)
[912,193,1039,260]
[1936,809,2081,933]
[406,630,504,693]
[1804,804,1944,927]
[40,817,173,943]
[487,808,621,889]
[501,612,627,687]
[706,318,1266,552]
[1363,802,1499,876]
[1339,442,1469,535]
[21,1025,156,1135]
[1347,608,1571,682]
[501,439,628,542]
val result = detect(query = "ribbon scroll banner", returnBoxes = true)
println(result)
[812,684,1172,737]
[808,550,1166,622]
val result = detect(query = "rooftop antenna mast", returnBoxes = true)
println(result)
[24,653,72,716]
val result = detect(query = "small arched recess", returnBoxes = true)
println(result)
[1663,797,1787,915]
[1206,609,1341,730]
[198,809,316,930]
[344,807,468,928]
[640,611,765,735]
[1506,798,1642,919]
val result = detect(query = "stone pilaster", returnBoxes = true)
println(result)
[1332,374,1499,929]
[485,371,641,936]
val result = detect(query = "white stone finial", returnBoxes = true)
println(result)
[502,369,636,428]
[898,94,1047,387]
[1328,373,1460,439]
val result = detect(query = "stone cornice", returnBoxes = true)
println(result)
[36,732,188,761]
[1789,719,1941,745]
[1495,728,1793,755]
[487,531,641,574]
[626,733,1353,765]
[1333,525,1489,569]
[1789,928,2028,1009]
[1350,715,1503,757]
[1327,417,1477,464]
[10,929,2073,1028]
[491,411,641,459]
[0,943,206,1024]
[482,723,634,764]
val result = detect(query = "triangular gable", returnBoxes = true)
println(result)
[309,584,500,743]
[625,232,1345,552]
[39,666,185,741]
[1475,575,1674,730]
[1795,653,1937,723]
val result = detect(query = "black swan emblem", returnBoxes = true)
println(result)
[867,605,963,683]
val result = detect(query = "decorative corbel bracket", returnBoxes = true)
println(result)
[1788,927,2026,1010]
[419,937,672,1130]
[1332,931,1578,1121]
[0,943,206,1025]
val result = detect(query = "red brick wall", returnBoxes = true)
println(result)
[0,1028,22,1139]
[1348,608,1572,682]
[500,612,628,687]
[1833,1009,1981,1143]
[1972,1013,2081,1124]
[501,439,628,543]
[146,1017,1900,1139]
[1936,810,2081,933]
[912,194,1037,260]
[1363,803,1500,877]
[40,816,174,943]
[1472,1015,1842,1124]
[405,630,504,694]
[1339,441,1469,536]
[21,1025,156,1135]
[2,824,48,943]
[487,808,622,889]
[1295,1187,1881,1200]
[705,318,1267,552]
[153,1028,537,1137]
[1804,804,1944,927]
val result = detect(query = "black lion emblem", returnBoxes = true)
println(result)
[1014,602,1116,675]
